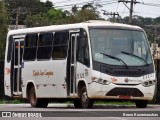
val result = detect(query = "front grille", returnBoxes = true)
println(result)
[106,88,144,97]
[101,66,144,77]
[114,70,142,76]
[93,61,154,77]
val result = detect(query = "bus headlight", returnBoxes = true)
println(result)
[142,80,156,87]
[97,78,110,85]
[91,77,111,85]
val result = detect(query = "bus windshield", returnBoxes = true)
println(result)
[90,28,152,66]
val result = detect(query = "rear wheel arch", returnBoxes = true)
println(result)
[26,82,36,100]
[27,82,48,108]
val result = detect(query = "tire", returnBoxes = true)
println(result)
[135,100,148,108]
[80,86,93,108]
[73,99,82,108]
[29,86,48,108]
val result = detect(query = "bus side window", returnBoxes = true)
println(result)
[7,36,13,63]
[52,31,69,59]
[23,34,38,61]
[37,32,53,60]
[77,29,90,67]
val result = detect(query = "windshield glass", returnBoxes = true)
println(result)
[90,28,152,66]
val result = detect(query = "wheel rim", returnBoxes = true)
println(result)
[30,89,36,105]
[81,91,88,108]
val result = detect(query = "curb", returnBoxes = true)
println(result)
[0,104,160,108]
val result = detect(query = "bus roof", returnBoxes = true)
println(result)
[8,20,142,36]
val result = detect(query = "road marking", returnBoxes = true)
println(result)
[101,117,126,120]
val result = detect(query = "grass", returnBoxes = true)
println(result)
[0,98,134,105]
[52,101,134,105]
[95,101,134,105]
[0,99,24,104]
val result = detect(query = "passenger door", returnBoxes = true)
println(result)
[5,36,24,97]
[12,38,24,96]
[67,31,79,96]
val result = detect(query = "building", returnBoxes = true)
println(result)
[8,25,26,31]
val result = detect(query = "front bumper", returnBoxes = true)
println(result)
[88,82,155,101]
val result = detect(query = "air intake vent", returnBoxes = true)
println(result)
[101,66,144,77]
[106,88,144,97]
[113,70,143,77]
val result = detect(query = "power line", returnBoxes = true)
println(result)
[54,0,93,8]
[140,2,160,7]
[121,5,126,18]
[116,2,119,13]
[98,1,117,6]
[102,10,122,22]
[96,0,118,4]
[53,0,72,4]
[54,1,118,9]
[118,0,140,24]
[53,0,118,8]
[6,0,160,19]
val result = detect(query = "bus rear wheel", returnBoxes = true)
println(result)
[73,99,82,108]
[135,100,148,108]
[80,86,93,108]
[29,86,48,108]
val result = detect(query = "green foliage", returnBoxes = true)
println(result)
[5,0,53,25]
[0,2,8,59]
[0,99,23,104]
[24,3,102,27]
[24,13,50,27]
[154,17,160,25]
[71,5,100,23]
[48,9,61,19]
[68,4,101,23]
[3,0,160,49]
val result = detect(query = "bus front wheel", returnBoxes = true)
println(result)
[29,86,48,108]
[80,86,93,108]
[135,100,148,108]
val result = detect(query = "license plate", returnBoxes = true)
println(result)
[119,95,131,99]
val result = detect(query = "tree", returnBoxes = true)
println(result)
[24,13,50,27]
[67,3,101,23]
[24,8,67,27]
[5,0,53,25]
[47,8,66,24]
[71,5,78,15]
[143,17,153,25]
[0,1,8,59]
[154,17,160,25]
[24,3,102,27]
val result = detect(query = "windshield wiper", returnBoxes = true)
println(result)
[121,51,149,66]
[100,53,128,69]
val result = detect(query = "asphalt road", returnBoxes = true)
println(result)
[0,104,160,120]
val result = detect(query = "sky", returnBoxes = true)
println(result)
[41,0,160,19]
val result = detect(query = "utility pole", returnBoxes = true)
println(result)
[129,0,134,24]
[16,7,20,29]
[118,0,140,24]
[102,10,120,22]
[153,27,157,58]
